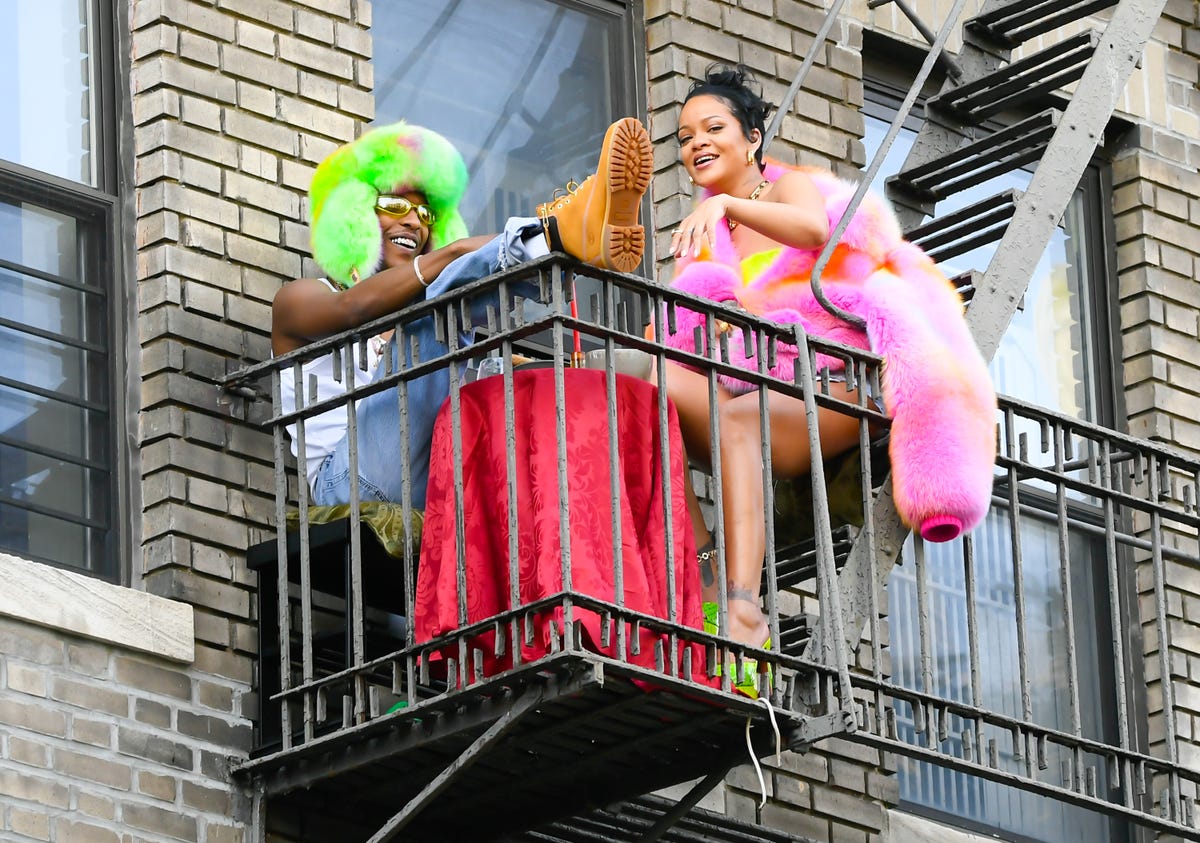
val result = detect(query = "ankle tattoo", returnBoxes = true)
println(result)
[727,584,757,603]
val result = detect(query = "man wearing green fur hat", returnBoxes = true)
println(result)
[272,118,652,508]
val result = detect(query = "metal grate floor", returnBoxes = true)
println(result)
[246,653,803,841]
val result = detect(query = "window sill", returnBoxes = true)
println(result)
[0,551,194,663]
[888,810,1018,843]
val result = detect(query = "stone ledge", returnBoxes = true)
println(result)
[888,810,1018,842]
[0,552,194,663]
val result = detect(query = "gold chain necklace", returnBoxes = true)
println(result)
[727,179,771,231]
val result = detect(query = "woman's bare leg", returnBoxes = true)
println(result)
[717,382,865,646]
[652,361,731,604]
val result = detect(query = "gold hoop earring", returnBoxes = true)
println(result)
[746,149,755,165]
[687,174,694,184]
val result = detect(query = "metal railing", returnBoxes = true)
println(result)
[226,257,1200,839]
[229,257,873,757]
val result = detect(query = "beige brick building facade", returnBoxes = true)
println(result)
[0,1,1197,841]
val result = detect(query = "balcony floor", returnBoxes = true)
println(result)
[242,653,800,841]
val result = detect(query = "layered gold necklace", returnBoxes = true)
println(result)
[727,179,771,231]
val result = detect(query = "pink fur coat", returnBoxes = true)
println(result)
[661,162,997,542]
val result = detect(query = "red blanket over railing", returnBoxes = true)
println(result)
[415,368,710,683]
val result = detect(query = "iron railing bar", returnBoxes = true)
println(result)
[602,285,627,666]
[794,325,855,720]
[551,266,575,652]
[501,280,524,671]
[702,303,731,695]
[394,312,419,707]
[1004,408,1035,749]
[291,359,315,745]
[1148,455,1182,820]
[1053,423,1085,790]
[759,331,781,701]
[340,335,367,726]
[270,373,293,750]
[1100,437,1135,811]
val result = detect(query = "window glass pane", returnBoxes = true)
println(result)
[0,266,99,340]
[0,195,110,572]
[0,200,82,279]
[889,517,1114,842]
[862,113,1098,423]
[0,0,96,185]
[373,0,620,234]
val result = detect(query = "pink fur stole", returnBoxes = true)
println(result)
[661,162,997,542]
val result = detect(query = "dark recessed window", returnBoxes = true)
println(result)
[0,0,123,580]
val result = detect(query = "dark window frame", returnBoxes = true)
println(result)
[0,0,131,583]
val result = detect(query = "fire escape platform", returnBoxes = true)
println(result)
[236,652,801,840]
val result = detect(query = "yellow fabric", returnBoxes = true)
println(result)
[739,247,782,284]
[284,502,423,559]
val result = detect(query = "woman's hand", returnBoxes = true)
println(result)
[671,195,731,259]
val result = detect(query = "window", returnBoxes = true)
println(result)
[372,0,646,347]
[863,80,1126,842]
[0,0,124,580]
[372,0,642,236]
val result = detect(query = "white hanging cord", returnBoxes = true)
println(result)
[744,694,783,808]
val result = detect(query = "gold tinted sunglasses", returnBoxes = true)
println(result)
[375,196,436,225]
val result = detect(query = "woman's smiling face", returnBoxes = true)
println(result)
[677,94,757,190]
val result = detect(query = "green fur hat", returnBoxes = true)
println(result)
[308,121,469,287]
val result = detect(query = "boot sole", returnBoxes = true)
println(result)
[600,118,652,273]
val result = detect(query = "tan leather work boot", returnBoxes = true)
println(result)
[536,117,652,273]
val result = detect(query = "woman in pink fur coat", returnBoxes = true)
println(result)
[657,65,997,653]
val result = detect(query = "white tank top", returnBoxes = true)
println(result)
[276,279,386,489]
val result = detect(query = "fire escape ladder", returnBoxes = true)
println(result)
[810,0,1170,668]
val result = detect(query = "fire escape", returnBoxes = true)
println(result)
[226,1,1199,840]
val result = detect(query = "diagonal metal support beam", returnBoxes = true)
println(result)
[366,684,546,842]
[819,0,1169,660]
[636,766,733,843]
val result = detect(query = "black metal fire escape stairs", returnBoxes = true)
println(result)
[236,2,1168,841]
[808,0,1168,691]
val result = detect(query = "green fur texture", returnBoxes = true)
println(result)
[309,122,469,287]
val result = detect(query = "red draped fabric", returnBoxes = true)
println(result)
[414,368,712,684]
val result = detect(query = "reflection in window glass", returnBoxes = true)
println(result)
[0,196,110,571]
[373,0,620,235]
[890,517,1114,842]
[0,0,96,185]
[862,113,1098,423]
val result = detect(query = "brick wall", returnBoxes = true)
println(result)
[1,1,373,841]
[133,0,370,740]
[1110,0,1200,809]
[0,616,246,841]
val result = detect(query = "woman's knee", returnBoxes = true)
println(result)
[716,399,762,452]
